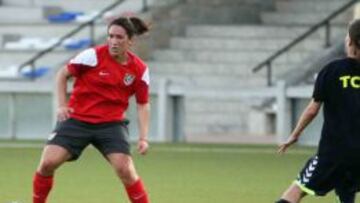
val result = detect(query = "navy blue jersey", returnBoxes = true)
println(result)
[313,58,360,163]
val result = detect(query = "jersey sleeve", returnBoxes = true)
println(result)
[67,48,98,77]
[135,66,150,104]
[312,66,329,102]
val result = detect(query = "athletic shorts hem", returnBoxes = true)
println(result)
[294,180,316,196]
[46,143,79,161]
[101,148,131,156]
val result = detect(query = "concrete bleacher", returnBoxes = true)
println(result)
[263,0,351,25]
[147,0,352,142]
[0,0,112,78]
[0,0,158,78]
[0,0,115,11]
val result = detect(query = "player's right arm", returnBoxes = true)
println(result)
[278,99,322,154]
[56,66,73,121]
[55,48,97,121]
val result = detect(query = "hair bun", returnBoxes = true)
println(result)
[129,17,149,35]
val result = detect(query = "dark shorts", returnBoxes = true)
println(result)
[47,118,130,161]
[295,155,360,196]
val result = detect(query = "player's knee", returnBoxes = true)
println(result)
[116,165,133,178]
[275,199,292,203]
[115,164,137,184]
[38,159,59,175]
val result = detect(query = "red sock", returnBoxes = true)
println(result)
[33,172,54,203]
[125,178,149,203]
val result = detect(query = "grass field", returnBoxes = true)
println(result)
[0,143,347,203]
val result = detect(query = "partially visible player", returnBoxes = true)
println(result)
[275,19,360,203]
[32,16,151,203]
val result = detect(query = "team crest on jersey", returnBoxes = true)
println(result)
[123,73,135,86]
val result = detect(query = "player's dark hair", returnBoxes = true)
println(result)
[108,16,149,39]
[349,19,360,49]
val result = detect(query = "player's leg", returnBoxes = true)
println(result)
[33,118,91,203]
[276,155,338,203]
[334,169,358,203]
[107,153,149,203]
[275,183,306,203]
[335,190,356,203]
[33,145,71,203]
[36,145,72,176]
[92,121,149,203]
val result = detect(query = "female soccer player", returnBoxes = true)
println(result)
[275,19,360,203]
[32,16,151,203]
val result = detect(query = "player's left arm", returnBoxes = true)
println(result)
[278,99,322,154]
[136,103,150,155]
[135,65,150,155]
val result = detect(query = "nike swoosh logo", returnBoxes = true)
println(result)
[99,71,110,76]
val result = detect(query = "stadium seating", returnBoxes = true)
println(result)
[147,0,351,141]
[0,0,114,78]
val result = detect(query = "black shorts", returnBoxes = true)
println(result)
[47,118,130,161]
[295,155,360,196]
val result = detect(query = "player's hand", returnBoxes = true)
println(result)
[57,106,74,121]
[137,139,149,155]
[278,137,298,154]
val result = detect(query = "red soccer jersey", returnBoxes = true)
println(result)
[67,44,150,123]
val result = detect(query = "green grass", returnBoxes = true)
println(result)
[0,143,348,203]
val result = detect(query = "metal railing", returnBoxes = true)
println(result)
[17,0,149,79]
[252,0,358,86]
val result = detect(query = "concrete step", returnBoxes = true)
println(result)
[276,1,347,13]
[152,49,315,64]
[186,25,347,39]
[152,74,267,88]
[0,50,76,67]
[148,62,295,77]
[183,0,266,6]
[149,62,256,76]
[1,0,33,6]
[261,11,352,26]
[281,0,349,1]
[175,4,260,24]
[0,23,107,38]
[2,0,115,11]
[170,37,323,52]
[150,63,299,86]
[0,6,43,23]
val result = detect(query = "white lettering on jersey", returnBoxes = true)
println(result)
[69,48,98,67]
[141,67,150,86]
